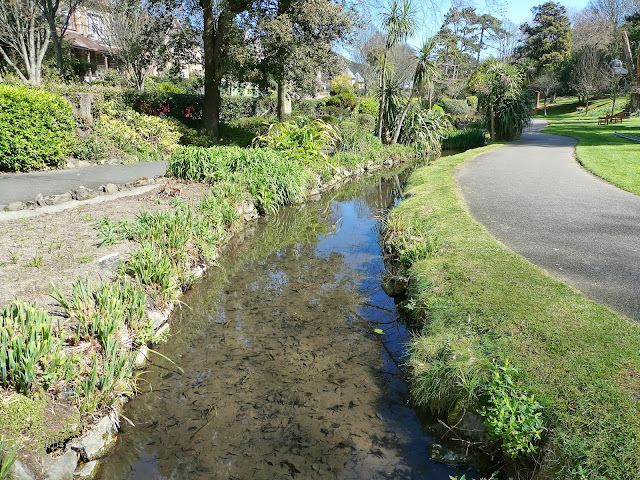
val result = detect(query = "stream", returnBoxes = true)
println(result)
[96,167,481,479]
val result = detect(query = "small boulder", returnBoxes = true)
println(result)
[429,443,468,466]
[9,459,36,480]
[43,450,78,480]
[7,201,24,211]
[70,416,118,461]
[75,460,99,479]
[102,184,119,195]
[45,193,73,206]
[71,187,97,201]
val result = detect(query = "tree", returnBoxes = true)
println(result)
[101,0,174,91]
[390,38,438,144]
[0,0,51,84]
[469,60,531,141]
[571,8,615,51]
[376,0,415,142]
[530,68,559,116]
[587,0,638,36]
[570,46,607,114]
[518,2,571,72]
[38,0,83,78]
[254,0,355,119]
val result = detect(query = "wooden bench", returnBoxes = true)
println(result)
[613,112,624,123]
[598,115,611,125]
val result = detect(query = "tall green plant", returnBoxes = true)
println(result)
[468,60,531,141]
[377,0,416,141]
[391,38,440,144]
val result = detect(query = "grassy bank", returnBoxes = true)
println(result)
[539,97,640,196]
[386,146,640,479]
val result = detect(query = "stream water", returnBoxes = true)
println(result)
[96,168,480,480]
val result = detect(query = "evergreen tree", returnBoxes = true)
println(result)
[518,2,571,71]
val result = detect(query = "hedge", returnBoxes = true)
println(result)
[0,85,75,172]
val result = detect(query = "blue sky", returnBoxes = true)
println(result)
[500,0,590,24]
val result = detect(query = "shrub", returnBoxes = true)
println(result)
[253,119,340,164]
[325,85,357,110]
[74,134,107,161]
[441,128,486,152]
[319,105,351,120]
[319,115,339,125]
[466,95,479,111]
[356,113,375,130]
[431,104,444,113]
[293,99,322,116]
[400,107,452,155]
[438,97,471,116]
[0,85,75,171]
[358,97,378,117]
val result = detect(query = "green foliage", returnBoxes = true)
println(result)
[53,278,149,348]
[0,85,75,172]
[441,128,486,152]
[518,1,571,71]
[96,100,183,160]
[320,105,352,120]
[326,85,357,110]
[480,362,545,458]
[0,302,73,394]
[356,113,376,130]
[73,135,107,162]
[319,114,339,125]
[469,60,532,141]
[438,97,471,115]
[0,437,17,480]
[253,119,340,164]
[357,97,379,117]
[466,95,478,111]
[399,107,452,155]
[168,146,310,214]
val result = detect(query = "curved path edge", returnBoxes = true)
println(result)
[455,119,640,321]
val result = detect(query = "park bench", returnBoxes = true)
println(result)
[598,114,611,125]
[612,112,625,123]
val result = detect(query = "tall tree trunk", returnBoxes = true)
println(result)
[390,91,414,145]
[543,96,547,116]
[43,0,65,78]
[277,80,292,120]
[377,52,388,141]
[585,93,589,114]
[200,0,226,140]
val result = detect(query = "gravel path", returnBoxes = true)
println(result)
[0,161,167,204]
[456,119,640,321]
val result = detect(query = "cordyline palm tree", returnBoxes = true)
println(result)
[469,60,524,141]
[390,38,439,145]
[377,0,416,142]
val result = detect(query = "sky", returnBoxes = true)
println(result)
[499,0,590,24]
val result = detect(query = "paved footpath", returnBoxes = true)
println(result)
[0,161,167,205]
[456,119,640,321]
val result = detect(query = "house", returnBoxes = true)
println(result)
[344,67,366,90]
[63,2,112,79]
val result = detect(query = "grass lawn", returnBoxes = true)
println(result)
[386,145,640,479]
[538,96,640,196]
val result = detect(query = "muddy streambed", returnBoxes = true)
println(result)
[96,169,480,479]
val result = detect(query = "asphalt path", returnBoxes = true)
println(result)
[456,119,640,321]
[0,161,167,205]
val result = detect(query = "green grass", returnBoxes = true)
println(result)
[387,145,640,479]
[538,97,640,196]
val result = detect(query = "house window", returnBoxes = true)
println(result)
[86,13,103,38]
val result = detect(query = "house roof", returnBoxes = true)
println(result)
[63,30,109,54]
[344,67,355,79]
[354,72,364,83]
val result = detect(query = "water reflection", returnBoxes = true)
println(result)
[96,170,478,479]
